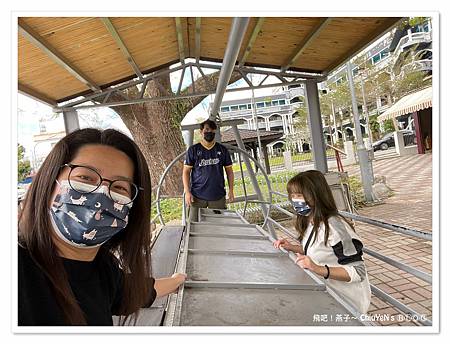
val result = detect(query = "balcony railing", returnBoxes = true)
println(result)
[220,103,300,119]
[392,31,432,60]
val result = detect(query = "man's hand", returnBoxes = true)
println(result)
[227,189,235,203]
[185,191,193,207]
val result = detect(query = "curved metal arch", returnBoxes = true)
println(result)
[154,144,273,229]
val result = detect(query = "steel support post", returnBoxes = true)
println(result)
[209,17,250,120]
[62,108,80,134]
[231,124,277,238]
[304,80,328,173]
[185,128,194,147]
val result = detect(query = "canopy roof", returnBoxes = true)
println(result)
[18,16,401,107]
[221,128,283,145]
[377,86,432,121]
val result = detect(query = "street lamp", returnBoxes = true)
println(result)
[346,61,375,202]
[359,68,374,150]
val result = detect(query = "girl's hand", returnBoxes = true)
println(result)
[295,253,319,273]
[273,239,292,251]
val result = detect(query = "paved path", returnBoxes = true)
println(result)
[345,153,433,326]
[278,152,433,326]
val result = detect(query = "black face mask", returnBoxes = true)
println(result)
[203,132,215,142]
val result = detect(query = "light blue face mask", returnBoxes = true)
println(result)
[291,198,312,216]
[50,180,132,248]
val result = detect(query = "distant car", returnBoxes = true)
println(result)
[372,130,416,151]
[18,175,33,203]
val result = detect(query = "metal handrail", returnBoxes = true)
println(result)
[181,191,186,227]
[237,148,248,217]
[266,190,432,325]
[223,143,274,233]
[339,211,432,241]
[326,143,347,156]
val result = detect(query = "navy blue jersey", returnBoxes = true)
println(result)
[184,142,233,201]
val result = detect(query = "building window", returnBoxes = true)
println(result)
[265,101,272,107]
[239,104,247,110]
[380,48,389,59]
[372,54,381,64]
[256,102,265,108]
[248,104,252,109]
[230,105,239,111]
[272,100,279,106]
[279,99,286,105]
[220,106,230,112]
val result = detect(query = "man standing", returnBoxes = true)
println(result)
[183,119,235,222]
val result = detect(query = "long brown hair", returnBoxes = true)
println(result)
[18,128,152,325]
[287,170,354,246]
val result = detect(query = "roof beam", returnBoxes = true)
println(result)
[175,17,185,64]
[18,83,57,107]
[323,17,402,75]
[281,17,332,72]
[195,17,201,63]
[239,17,265,68]
[100,17,143,79]
[18,19,101,92]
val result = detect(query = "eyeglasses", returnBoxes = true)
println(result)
[62,163,143,205]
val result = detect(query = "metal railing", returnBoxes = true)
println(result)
[392,31,432,60]
[151,141,432,326]
[264,190,432,326]
[153,144,273,229]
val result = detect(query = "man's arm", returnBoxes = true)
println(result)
[182,165,193,206]
[225,166,234,203]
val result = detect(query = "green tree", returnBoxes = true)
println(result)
[369,114,381,140]
[381,119,395,133]
[292,105,309,141]
[18,144,31,182]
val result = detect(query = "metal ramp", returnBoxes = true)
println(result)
[162,208,366,326]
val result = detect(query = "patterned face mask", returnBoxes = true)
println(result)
[50,180,132,248]
[291,198,312,216]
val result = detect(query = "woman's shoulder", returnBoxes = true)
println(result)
[18,242,32,262]
[326,215,359,242]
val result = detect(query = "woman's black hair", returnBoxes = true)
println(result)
[19,128,152,325]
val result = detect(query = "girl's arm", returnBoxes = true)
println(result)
[295,254,351,281]
[273,239,304,254]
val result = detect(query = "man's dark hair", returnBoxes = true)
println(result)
[200,119,217,130]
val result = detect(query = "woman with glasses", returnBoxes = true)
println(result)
[18,128,186,326]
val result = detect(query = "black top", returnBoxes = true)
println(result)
[18,245,156,326]
[184,142,233,201]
